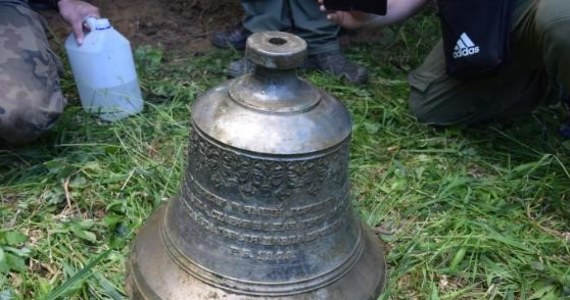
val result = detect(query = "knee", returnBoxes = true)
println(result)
[408,87,453,126]
[407,81,485,127]
[535,0,570,90]
[536,0,570,45]
[407,71,461,127]
[408,87,433,124]
[0,14,66,144]
[0,90,65,144]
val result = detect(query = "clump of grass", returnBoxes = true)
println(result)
[1,9,569,300]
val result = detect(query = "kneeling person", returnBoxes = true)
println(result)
[322,0,569,126]
[0,0,99,144]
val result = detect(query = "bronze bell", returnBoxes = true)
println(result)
[126,31,387,299]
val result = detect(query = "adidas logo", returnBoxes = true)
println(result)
[452,32,480,59]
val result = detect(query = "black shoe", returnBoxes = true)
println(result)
[227,58,253,78]
[226,58,312,78]
[306,50,368,84]
[211,22,251,50]
[226,51,369,84]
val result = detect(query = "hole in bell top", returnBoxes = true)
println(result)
[246,31,307,70]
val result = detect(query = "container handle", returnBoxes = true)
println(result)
[84,16,98,32]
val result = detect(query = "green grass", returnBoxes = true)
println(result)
[1,10,569,299]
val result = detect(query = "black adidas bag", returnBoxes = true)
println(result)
[437,0,513,78]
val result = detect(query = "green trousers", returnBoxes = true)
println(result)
[241,0,340,55]
[0,0,66,144]
[408,0,570,126]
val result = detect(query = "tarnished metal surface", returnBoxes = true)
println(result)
[126,31,386,299]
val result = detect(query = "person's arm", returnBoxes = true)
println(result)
[320,0,429,29]
[57,0,100,45]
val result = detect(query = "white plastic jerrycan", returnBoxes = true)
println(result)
[65,17,143,121]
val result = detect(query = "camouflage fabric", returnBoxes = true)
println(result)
[0,0,66,144]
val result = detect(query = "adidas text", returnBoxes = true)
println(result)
[453,46,479,58]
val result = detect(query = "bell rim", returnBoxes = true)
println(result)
[127,205,388,299]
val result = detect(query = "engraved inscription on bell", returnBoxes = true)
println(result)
[126,31,387,300]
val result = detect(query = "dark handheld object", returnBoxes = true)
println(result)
[323,0,387,15]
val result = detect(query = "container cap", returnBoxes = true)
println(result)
[85,17,112,31]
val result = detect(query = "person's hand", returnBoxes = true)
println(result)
[325,10,376,29]
[57,0,100,45]
[317,0,376,29]
[319,0,429,29]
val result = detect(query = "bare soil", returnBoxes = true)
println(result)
[40,0,244,54]
[39,0,382,55]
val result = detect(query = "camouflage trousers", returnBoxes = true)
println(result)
[408,0,570,126]
[0,0,66,144]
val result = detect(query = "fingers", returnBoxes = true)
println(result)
[72,23,85,45]
[58,0,100,45]
[318,1,343,22]
[318,2,335,19]
[326,13,339,23]
[88,6,101,19]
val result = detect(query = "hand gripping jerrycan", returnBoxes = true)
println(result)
[65,17,143,121]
